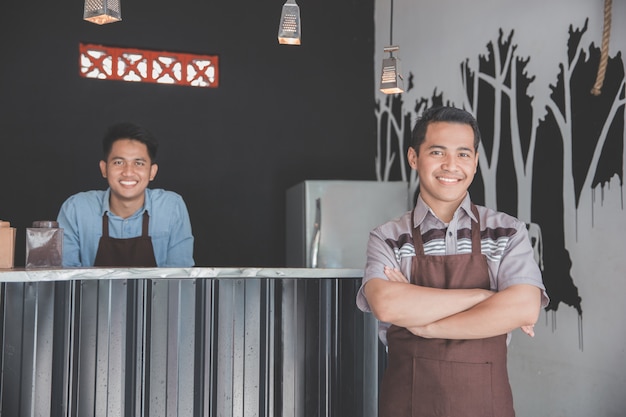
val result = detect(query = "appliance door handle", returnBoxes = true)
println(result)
[310,198,321,268]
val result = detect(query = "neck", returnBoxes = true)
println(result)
[109,196,145,219]
[422,195,466,224]
[432,206,456,224]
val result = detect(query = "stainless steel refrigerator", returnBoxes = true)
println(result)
[284,180,409,417]
[286,180,410,268]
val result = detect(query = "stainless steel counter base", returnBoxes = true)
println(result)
[0,268,384,417]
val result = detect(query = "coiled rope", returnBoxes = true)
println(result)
[591,0,612,96]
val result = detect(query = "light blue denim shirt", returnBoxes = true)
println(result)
[57,188,194,267]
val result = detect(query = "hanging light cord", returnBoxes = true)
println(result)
[591,0,612,96]
[389,0,394,45]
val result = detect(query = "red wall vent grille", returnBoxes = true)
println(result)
[79,43,219,88]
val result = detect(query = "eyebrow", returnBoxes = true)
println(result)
[110,156,148,161]
[109,156,150,164]
[426,144,474,153]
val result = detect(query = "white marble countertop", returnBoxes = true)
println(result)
[0,267,364,282]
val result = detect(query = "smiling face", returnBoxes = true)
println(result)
[99,138,158,217]
[408,121,478,222]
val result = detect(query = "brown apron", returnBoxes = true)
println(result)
[379,204,514,417]
[93,211,158,267]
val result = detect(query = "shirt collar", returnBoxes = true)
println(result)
[412,192,476,228]
[101,188,151,218]
[458,193,477,223]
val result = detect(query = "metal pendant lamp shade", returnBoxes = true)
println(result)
[278,0,301,45]
[84,0,121,25]
[379,46,404,94]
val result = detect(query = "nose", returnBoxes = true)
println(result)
[441,154,456,171]
[121,164,134,175]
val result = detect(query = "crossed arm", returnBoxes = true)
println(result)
[363,267,542,339]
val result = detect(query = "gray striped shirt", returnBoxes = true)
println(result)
[356,193,549,343]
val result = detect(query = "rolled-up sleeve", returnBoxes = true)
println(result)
[495,222,550,308]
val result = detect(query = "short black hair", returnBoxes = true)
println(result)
[410,106,481,153]
[102,122,158,163]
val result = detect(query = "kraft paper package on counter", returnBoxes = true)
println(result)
[0,220,17,269]
[25,220,63,268]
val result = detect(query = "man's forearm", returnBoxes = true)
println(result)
[408,284,542,339]
[364,278,493,328]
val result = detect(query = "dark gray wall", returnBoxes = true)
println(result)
[0,0,377,267]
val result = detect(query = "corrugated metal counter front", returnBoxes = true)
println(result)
[0,268,383,417]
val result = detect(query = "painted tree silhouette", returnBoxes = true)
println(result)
[533,19,625,317]
[374,77,451,194]
[461,29,537,222]
[374,20,625,329]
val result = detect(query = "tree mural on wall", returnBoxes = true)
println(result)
[375,20,626,346]
[374,85,454,198]
[533,19,624,323]
[460,29,537,222]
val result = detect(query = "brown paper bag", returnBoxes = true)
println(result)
[0,220,17,269]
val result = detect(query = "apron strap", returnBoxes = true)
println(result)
[101,213,110,238]
[410,208,425,256]
[470,204,481,255]
[142,211,150,237]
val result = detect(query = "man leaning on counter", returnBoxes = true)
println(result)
[57,122,194,267]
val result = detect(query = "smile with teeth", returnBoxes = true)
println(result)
[437,176,462,183]
[120,180,138,186]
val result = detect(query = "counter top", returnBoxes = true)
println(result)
[0,267,363,282]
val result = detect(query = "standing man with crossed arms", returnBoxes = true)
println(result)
[357,106,548,417]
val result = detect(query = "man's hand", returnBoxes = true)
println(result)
[384,266,409,283]
[520,324,535,337]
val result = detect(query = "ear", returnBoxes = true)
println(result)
[473,152,479,174]
[149,163,159,181]
[99,160,107,178]
[407,147,418,170]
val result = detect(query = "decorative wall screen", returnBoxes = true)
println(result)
[79,42,219,87]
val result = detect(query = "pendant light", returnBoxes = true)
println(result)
[84,0,121,25]
[278,0,301,45]
[379,0,404,94]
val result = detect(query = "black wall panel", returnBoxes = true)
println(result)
[0,0,376,267]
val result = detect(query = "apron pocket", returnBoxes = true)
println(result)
[412,356,494,417]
